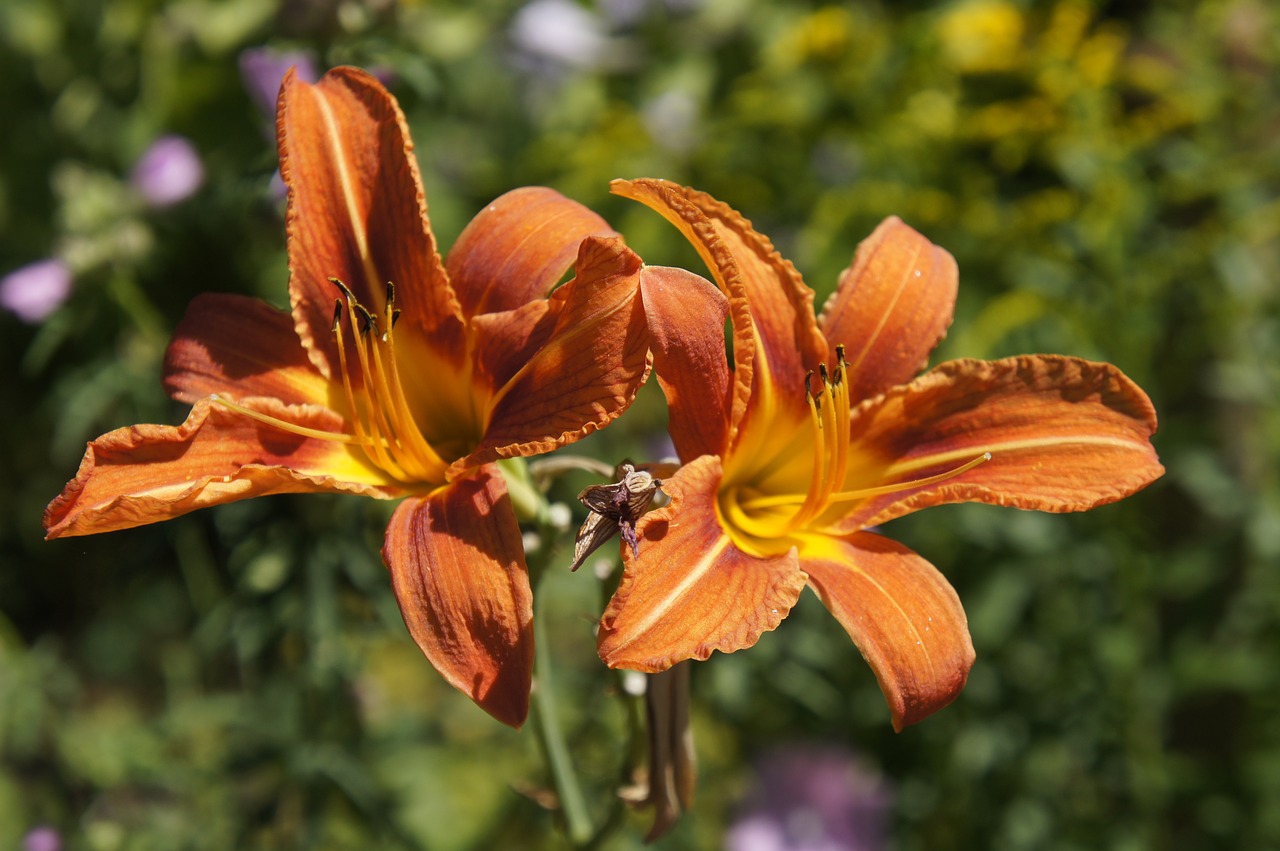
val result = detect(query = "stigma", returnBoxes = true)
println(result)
[212,279,446,485]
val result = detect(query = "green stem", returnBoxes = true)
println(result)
[532,599,593,845]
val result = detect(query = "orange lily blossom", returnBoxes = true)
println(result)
[43,67,652,728]
[597,179,1164,731]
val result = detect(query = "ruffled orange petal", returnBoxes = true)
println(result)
[836,355,1165,531]
[800,531,974,732]
[453,236,650,474]
[611,179,757,450]
[612,179,827,434]
[44,397,401,539]
[597,454,809,671]
[447,186,616,318]
[639,265,733,460]
[382,466,534,728]
[817,216,958,402]
[163,293,332,406]
[277,66,465,379]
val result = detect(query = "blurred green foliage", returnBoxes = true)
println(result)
[2,0,1277,848]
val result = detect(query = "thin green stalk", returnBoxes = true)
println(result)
[532,595,593,845]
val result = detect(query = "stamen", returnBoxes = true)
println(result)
[216,277,450,484]
[727,345,987,544]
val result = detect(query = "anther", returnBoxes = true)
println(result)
[354,304,379,336]
[818,363,829,385]
[329,277,357,304]
[385,281,396,306]
[331,299,343,333]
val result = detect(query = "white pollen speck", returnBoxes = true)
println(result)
[914,269,922,277]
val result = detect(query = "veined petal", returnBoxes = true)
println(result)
[818,217,958,402]
[44,397,401,539]
[597,454,808,671]
[640,265,733,460]
[447,186,616,318]
[453,236,650,474]
[469,298,556,393]
[611,179,757,450]
[800,531,974,732]
[278,66,465,379]
[383,466,534,728]
[836,355,1164,531]
[612,179,826,426]
[163,293,332,406]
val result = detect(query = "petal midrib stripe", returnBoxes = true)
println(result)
[882,433,1154,479]
[609,533,732,654]
[314,87,382,298]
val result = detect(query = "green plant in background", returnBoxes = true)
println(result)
[2,0,1277,849]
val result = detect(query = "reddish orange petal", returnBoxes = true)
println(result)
[817,217,958,402]
[278,66,464,379]
[612,179,827,438]
[800,531,974,732]
[447,186,616,318]
[640,265,733,460]
[611,179,756,448]
[836,355,1165,531]
[469,298,556,393]
[597,455,808,671]
[44,397,400,539]
[453,236,650,473]
[163,293,332,406]
[383,466,533,728]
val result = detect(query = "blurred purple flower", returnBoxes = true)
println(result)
[130,135,204,207]
[1,259,72,323]
[725,744,891,851]
[22,826,62,851]
[239,47,319,119]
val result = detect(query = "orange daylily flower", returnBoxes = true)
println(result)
[597,179,1164,731]
[43,67,651,728]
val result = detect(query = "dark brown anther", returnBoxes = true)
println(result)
[835,343,847,365]
[391,309,401,328]
[329,277,357,305]
[331,299,343,333]
[818,362,830,385]
[354,304,378,336]
[385,280,396,306]
[805,369,819,411]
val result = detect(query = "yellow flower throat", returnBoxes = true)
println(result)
[722,345,990,550]
[214,279,447,485]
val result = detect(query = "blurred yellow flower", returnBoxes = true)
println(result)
[938,0,1025,73]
